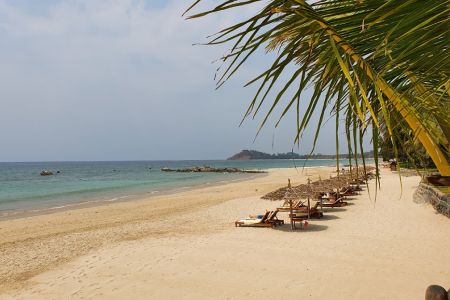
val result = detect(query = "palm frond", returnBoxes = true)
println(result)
[187,0,450,175]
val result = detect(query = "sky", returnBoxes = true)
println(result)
[0,0,371,161]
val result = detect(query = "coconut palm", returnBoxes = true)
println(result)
[379,111,436,169]
[185,0,450,176]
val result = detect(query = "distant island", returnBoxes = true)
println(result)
[227,149,376,160]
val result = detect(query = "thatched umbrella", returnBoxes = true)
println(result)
[310,178,340,210]
[261,186,289,201]
[281,179,317,229]
[311,178,337,194]
[332,176,350,190]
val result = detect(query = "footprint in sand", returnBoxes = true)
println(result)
[71,290,80,297]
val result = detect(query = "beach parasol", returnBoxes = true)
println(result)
[281,179,317,229]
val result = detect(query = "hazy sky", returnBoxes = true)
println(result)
[0,0,370,161]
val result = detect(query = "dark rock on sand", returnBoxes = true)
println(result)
[425,285,448,300]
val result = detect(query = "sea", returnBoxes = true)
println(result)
[0,159,349,218]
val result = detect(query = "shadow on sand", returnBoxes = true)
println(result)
[316,214,340,221]
[343,197,358,201]
[320,207,347,213]
[275,223,328,232]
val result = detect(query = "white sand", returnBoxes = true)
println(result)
[1,167,449,299]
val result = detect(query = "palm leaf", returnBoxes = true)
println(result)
[186,0,450,175]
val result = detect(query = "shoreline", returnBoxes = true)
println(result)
[0,172,267,221]
[0,159,346,220]
[1,166,449,299]
[0,164,336,221]
[0,167,317,293]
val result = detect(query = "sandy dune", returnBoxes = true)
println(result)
[1,167,449,299]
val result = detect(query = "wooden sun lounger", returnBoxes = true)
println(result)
[277,199,303,210]
[235,211,271,227]
[295,202,324,218]
[320,198,348,207]
[350,182,364,190]
[340,187,358,196]
[235,211,284,228]
[268,210,284,226]
[276,199,304,212]
[277,201,324,219]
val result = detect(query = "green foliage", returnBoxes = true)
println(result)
[228,149,377,160]
[380,114,436,169]
[185,0,450,176]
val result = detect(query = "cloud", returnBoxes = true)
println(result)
[0,1,226,84]
[0,0,367,161]
[0,0,279,161]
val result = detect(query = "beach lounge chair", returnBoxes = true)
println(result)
[276,199,303,212]
[235,211,270,227]
[235,211,284,228]
[277,200,323,218]
[320,197,348,208]
[293,201,324,218]
[340,187,358,196]
[268,210,284,226]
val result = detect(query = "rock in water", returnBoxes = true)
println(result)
[160,166,265,174]
[425,285,448,300]
[40,170,54,176]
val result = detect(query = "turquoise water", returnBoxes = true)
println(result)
[0,159,345,217]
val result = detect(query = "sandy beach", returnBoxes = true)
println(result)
[1,166,449,299]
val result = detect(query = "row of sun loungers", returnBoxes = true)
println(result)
[235,168,374,229]
[235,194,353,229]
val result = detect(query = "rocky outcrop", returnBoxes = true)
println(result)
[227,149,377,160]
[228,150,269,160]
[40,170,54,176]
[227,150,296,160]
[414,182,450,218]
[160,166,265,174]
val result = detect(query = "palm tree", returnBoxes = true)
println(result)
[185,0,450,176]
[379,113,435,169]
